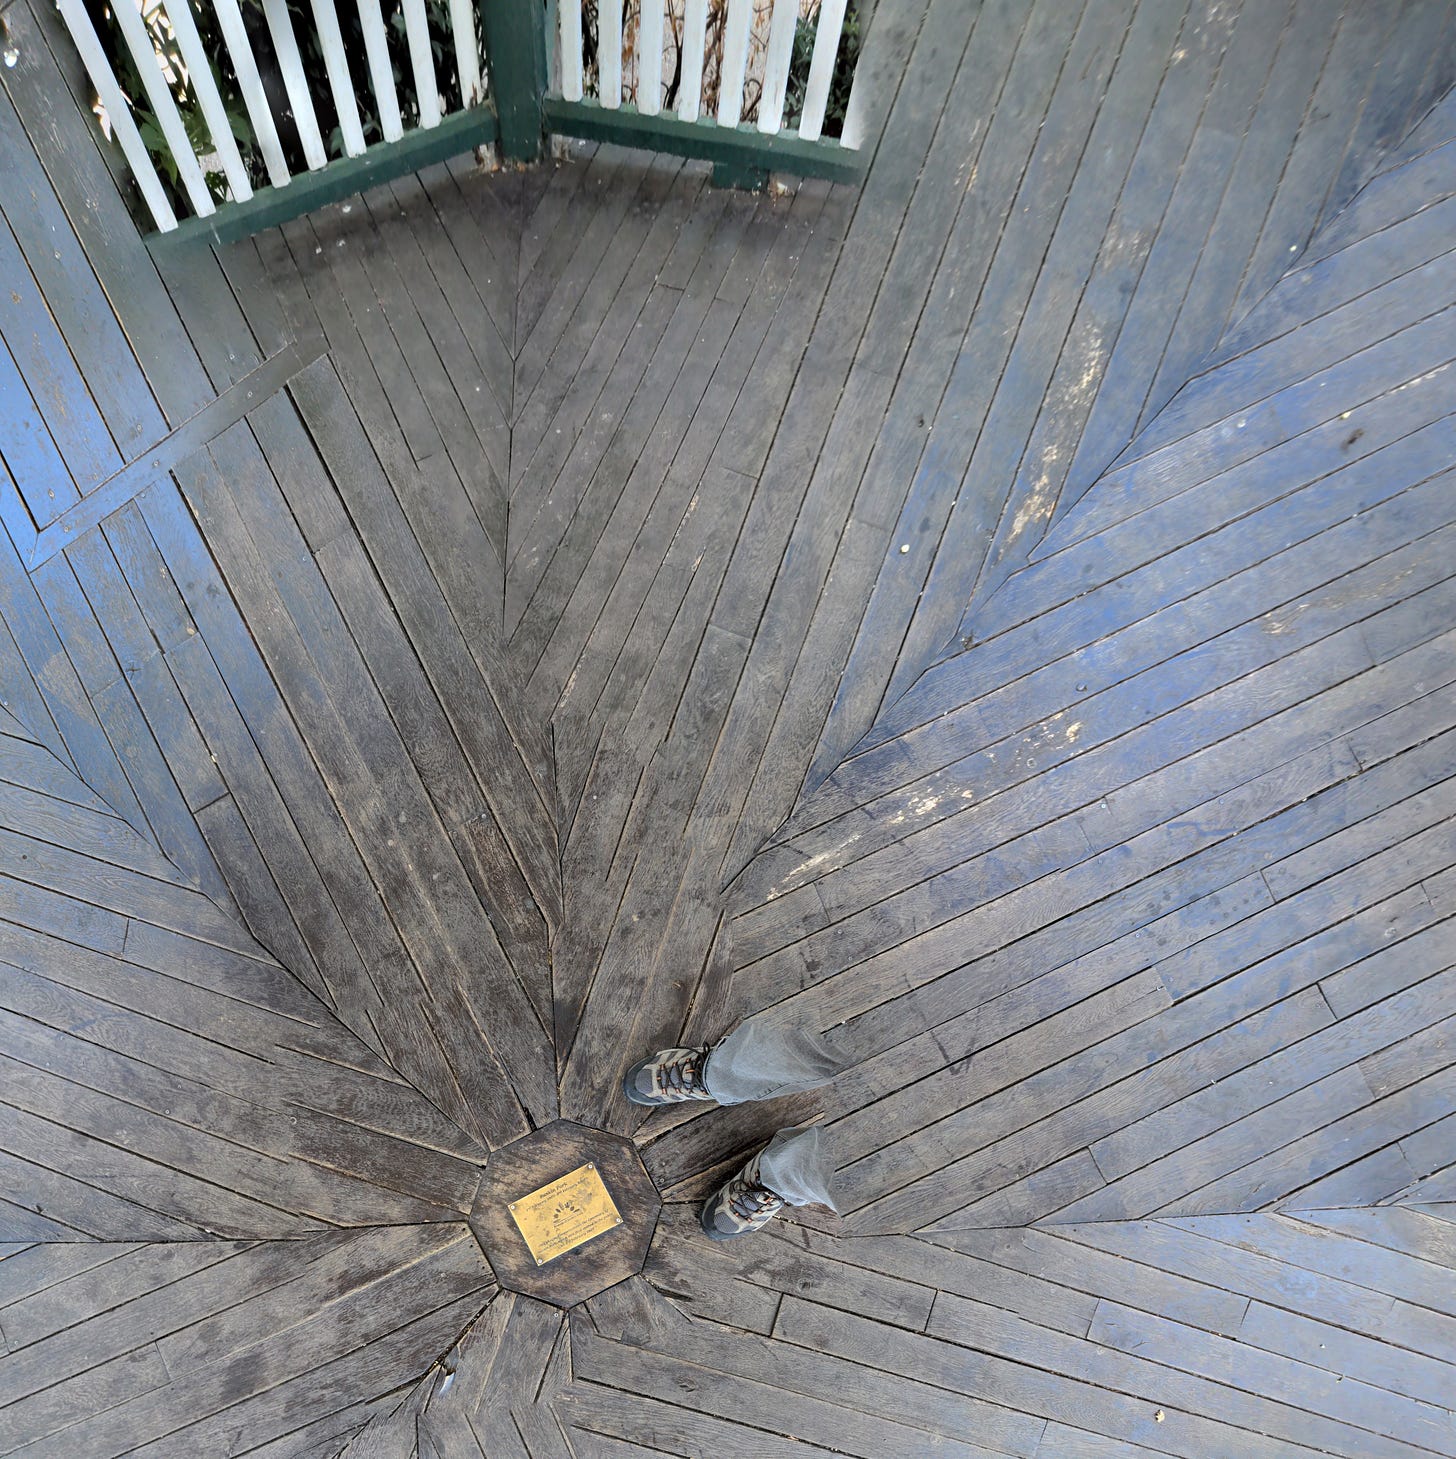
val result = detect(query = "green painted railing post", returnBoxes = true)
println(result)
[479,0,548,162]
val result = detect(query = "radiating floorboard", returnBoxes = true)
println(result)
[0,716,487,1243]
[802,0,1456,797]
[2,0,1455,1451]
[0,1227,492,1458]
[725,73,1456,1254]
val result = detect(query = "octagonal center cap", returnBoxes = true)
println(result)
[468,1119,661,1308]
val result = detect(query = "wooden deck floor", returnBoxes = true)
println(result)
[2,0,1456,1452]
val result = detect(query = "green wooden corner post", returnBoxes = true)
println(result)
[479,0,548,162]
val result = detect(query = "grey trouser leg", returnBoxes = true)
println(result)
[702,1013,843,1104]
[756,1125,838,1212]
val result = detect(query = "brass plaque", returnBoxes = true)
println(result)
[508,1163,623,1266]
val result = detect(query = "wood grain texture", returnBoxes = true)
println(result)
[2,0,1455,1451]
[468,1121,661,1308]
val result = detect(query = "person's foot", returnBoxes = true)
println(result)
[623,1044,716,1106]
[700,1151,786,1240]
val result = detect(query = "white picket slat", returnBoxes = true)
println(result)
[598,0,623,108]
[308,0,367,155]
[637,0,664,116]
[839,10,870,151]
[109,0,215,215]
[54,0,177,229]
[261,0,328,170]
[401,0,442,127]
[212,0,290,186]
[356,0,402,142]
[677,0,707,121]
[159,0,253,199]
[716,0,752,128]
[62,0,869,238]
[798,0,848,141]
[559,0,584,102]
[757,0,798,134]
[450,0,484,107]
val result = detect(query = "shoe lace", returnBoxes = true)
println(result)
[727,1167,783,1221]
[660,1047,710,1097]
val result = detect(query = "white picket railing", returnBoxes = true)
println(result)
[558,0,862,145]
[60,0,489,232]
[56,0,867,238]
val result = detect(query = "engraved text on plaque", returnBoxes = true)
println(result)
[507,1163,623,1266]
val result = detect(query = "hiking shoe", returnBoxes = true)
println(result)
[623,1044,715,1106]
[700,1152,786,1240]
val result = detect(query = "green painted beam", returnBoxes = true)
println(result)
[543,98,865,186]
[479,0,547,162]
[145,104,501,250]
